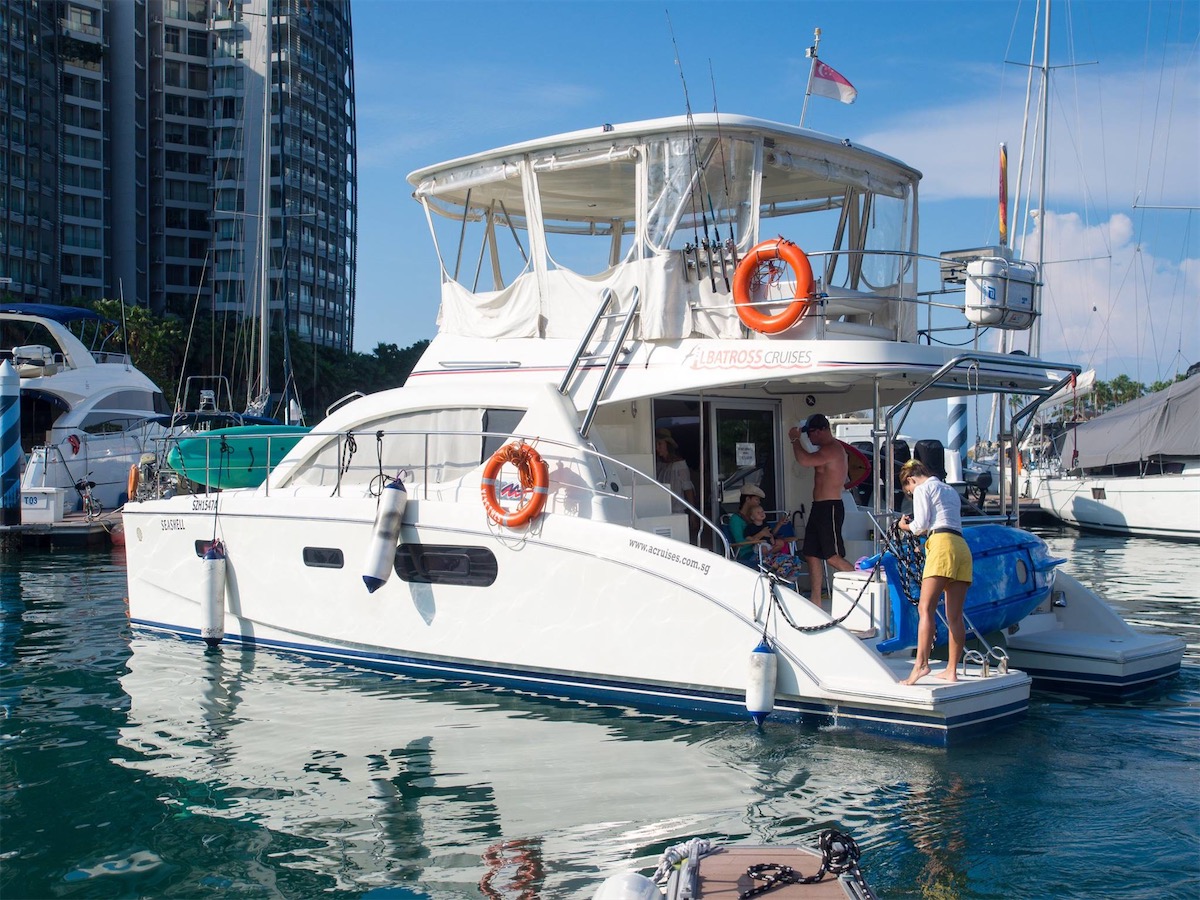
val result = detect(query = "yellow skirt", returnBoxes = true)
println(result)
[923,532,973,583]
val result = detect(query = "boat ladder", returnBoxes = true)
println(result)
[558,287,640,438]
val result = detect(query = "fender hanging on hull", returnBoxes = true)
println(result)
[199,540,227,647]
[362,479,407,593]
[745,637,778,726]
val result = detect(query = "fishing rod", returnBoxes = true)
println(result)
[708,59,735,289]
[666,10,716,290]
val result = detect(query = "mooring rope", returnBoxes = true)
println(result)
[739,830,877,899]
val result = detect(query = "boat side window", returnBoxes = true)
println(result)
[759,146,912,293]
[481,408,524,459]
[92,389,160,413]
[394,544,498,587]
[79,413,140,434]
[302,547,344,569]
[286,406,527,488]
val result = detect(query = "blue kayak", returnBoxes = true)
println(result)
[166,425,310,489]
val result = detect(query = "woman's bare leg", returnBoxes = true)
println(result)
[936,581,969,681]
[903,576,948,684]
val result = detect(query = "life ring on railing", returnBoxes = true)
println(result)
[480,442,550,528]
[127,463,139,502]
[732,238,815,334]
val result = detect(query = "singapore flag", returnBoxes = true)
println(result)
[810,61,857,104]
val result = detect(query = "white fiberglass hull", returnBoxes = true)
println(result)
[123,490,1031,747]
[21,426,162,512]
[1039,467,1200,542]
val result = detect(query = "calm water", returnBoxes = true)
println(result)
[1,529,1197,899]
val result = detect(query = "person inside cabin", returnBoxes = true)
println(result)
[786,414,855,602]
[728,484,764,547]
[728,485,766,559]
[740,504,804,581]
[655,428,698,542]
[896,459,973,685]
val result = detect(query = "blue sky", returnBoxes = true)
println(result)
[349,0,1198,393]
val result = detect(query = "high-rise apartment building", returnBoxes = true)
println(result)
[1,0,357,352]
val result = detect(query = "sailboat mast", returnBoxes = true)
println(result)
[1032,0,1051,359]
[257,0,272,411]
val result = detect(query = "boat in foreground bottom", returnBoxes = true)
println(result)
[595,833,876,899]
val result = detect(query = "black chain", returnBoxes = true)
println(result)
[739,830,875,899]
[880,521,925,606]
[741,863,802,897]
[764,556,881,635]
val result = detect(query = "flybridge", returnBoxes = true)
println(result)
[407,114,923,345]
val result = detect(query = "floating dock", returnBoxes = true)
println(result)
[0,509,123,549]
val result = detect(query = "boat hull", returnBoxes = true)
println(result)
[123,492,1031,747]
[1039,468,1200,542]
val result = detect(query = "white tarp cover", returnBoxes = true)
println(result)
[1071,372,1200,470]
[438,254,743,341]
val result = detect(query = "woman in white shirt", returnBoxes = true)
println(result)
[896,459,973,684]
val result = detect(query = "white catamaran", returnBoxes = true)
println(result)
[123,114,1184,745]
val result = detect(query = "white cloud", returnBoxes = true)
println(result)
[862,60,1200,210]
[1024,210,1199,382]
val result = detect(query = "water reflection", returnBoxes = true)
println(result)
[118,636,755,894]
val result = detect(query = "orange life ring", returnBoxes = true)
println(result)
[127,463,140,502]
[732,238,815,334]
[480,442,550,528]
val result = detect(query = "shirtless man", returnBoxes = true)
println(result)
[787,414,855,603]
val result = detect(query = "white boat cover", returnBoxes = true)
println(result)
[1070,372,1200,469]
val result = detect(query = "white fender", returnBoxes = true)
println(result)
[746,637,778,725]
[199,541,227,647]
[363,479,407,593]
[592,872,659,900]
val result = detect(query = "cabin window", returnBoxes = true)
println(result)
[395,544,498,587]
[758,146,913,293]
[302,547,344,568]
[285,406,527,488]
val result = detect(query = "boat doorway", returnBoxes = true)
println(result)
[650,397,784,548]
[709,402,783,520]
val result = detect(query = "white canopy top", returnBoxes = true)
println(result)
[407,113,921,224]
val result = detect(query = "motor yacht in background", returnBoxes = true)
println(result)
[1039,366,1200,541]
[2,303,169,515]
[123,114,1183,745]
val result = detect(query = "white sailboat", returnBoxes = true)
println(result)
[1039,366,1200,541]
[157,0,308,493]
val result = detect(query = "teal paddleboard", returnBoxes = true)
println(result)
[166,425,310,489]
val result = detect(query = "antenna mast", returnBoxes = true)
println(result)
[799,28,821,129]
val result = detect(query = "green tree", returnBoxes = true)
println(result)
[86,299,428,418]
[1106,374,1145,408]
